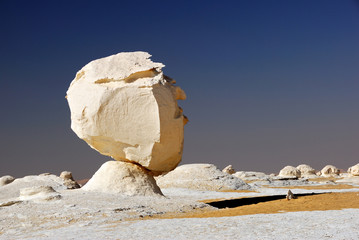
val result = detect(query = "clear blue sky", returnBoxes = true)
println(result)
[1,0,358,179]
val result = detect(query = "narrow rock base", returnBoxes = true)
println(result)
[82,161,163,196]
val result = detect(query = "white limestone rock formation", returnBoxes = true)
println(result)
[0,174,67,201]
[296,164,316,177]
[59,171,80,189]
[66,52,186,174]
[319,165,340,177]
[156,164,251,191]
[278,166,301,178]
[233,171,270,181]
[222,165,235,174]
[0,175,15,186]
[348,163,359,176]
[19,186,61,202]
[82,161,163,196]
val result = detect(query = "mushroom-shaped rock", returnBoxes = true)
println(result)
[296,164,316,177]
[156,164,251,191]
[0,175,15,187]
[348,163,359,176]
[82,161,163,196]
[66,52,186,174]
[279,166,301,178]
[320,165,340,177]
[222,165,235,174]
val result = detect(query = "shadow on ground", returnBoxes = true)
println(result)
[207,192,327,209]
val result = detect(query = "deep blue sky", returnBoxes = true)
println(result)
[1,0,358,179]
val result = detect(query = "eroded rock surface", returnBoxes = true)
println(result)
[319,165,340,177]
[348,163,359,176]
[296,164,316,177]
[156,164,251,191]
[222,165,235,174]
[66,52,186,174]
[82,161,163,196]
[278,166,301,178]
[0,175,15,186]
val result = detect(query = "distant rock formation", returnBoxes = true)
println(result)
[156,164,251,191]
[296,164,316,177]
[222,165,235,174]
[348,163,359,176]
[278,166,301,178]
[319,165,340,177]
[0,175,15,186]
[59,171,80,189]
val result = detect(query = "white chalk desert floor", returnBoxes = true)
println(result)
[1,173,359,239]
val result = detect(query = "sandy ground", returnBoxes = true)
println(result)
[1,176,359,239]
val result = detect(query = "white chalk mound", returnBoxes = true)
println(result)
[296,164,316,177]
[82,161,163,196]
[348,163,359,176]
[66,52,186,173]
[156,164,251,191]
[19,186,61,202]
[279,166,301,178]
[319,165,340,177]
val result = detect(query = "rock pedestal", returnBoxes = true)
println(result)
[82,161,163,196]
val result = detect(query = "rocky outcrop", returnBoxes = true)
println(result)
[278,166,301,178]
[156,164,251,191]
[19,186,61,202]
[296,164,316,177]
[59,171,80,189]
[348,163,359,176]
[233,171,270,181]
[82,161,163,196]
[66,52,186,174]
[0,175,15,186]
[222,165,235,174]
[319,165,340,177]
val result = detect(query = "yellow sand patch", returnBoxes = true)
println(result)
[147,191,359,219]
[267,184,359,190]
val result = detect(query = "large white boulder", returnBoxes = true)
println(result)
[82,161,163,196]
[296,164,316,177]
[348,163,359,176]
[278,166,301,178]
[319,165,340,177]
[66,52,186,174]
[156,164,251,191]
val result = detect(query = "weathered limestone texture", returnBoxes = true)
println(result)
[319,165,340,177]
[222,165,235,174]
[296,164,316,177]
[156,164,251,191]
[66,52,186,174]
[278,166,301,178]
[82,161,163,196]
[348,163,359,176]
[0,175,15,186]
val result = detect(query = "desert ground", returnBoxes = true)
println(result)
[1,163,359,240]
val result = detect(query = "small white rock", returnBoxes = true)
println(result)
[320,165,340,177]
[222,165,235,174]
[0,175,15,186]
